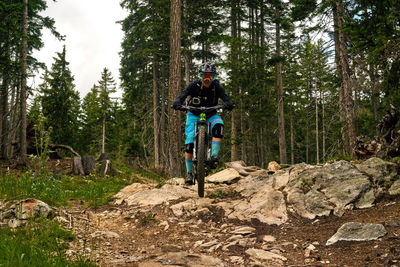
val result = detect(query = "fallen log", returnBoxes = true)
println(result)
[49,144,80,157]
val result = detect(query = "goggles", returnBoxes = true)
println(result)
[200,73,215,81]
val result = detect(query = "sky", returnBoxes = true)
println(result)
[32,0,128,99]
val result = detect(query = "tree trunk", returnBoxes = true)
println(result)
[337,0,357,157]
[290,109,294,165]
[1,29,10,159]
[332,2,349,155]
[168,0,182,177]
[230,0,240,161]
[101,116,106,154]
[9,84,19,158]
[275,5,287,164]
[369,63,380,135]
[334,0,357,157]
[183,0,191,87]
[321,90,326,162]
[1,72,9,159]
[315,81,319,164]
[19,0,28,165]
[160,65,167,167]
[153,54,161,169]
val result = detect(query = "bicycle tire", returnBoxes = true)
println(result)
[197,125,206,197]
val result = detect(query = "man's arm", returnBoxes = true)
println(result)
[215,80,234,110]
[172,83,192,109]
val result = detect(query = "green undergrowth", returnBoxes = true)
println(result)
[208,189,241,199]
[0,168,141,208]
[0,218,96,267]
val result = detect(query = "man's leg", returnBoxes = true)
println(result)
[211,123,224,159]
[185,143,194,175]
[184,112,198,184]
[211,137,222,158]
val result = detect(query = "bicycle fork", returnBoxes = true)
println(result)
[193,121,212,164]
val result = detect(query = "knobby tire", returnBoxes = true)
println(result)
[197,125,206,197]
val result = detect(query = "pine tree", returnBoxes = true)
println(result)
[97,68,116,155]
[40,46,81,148]
[0,0,60,159]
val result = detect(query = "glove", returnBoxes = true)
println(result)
[172,101,182,110]
[223,102,234,110]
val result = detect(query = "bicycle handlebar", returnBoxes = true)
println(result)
[180,105,225,112]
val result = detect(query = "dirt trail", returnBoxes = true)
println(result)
[61,190,400,267]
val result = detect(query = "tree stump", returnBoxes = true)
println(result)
[100,159,113,177]
[355,105,400,159]
[72,156,84,175]
[127,157,141,169]
[82,155,96,175]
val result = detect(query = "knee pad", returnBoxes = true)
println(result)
[185,143,194,154]
[212,123,224,138]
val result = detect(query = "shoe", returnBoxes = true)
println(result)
[210,156,219,169]
[185,173,194,185]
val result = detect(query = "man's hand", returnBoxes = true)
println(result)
[223,102,234,110]
[172,101,182,110]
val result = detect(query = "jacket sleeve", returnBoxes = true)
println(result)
[172,83,192,108]
[215,80,234,107]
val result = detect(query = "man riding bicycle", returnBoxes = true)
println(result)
[172,62,234,185]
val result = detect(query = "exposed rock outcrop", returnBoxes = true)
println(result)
[114,157,399,225]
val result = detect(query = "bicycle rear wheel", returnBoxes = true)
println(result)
[197,125,206,197]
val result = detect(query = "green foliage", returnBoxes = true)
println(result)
[208,189,241,199]
[80,68,118,155]
[40,46,81,148]
[0,218,95,267]
[0,170,66,206]
[0,171,135,208]
[140,213,155,225]
[390,157,400,166]
[33,112,52,167]
[59,174,134,208]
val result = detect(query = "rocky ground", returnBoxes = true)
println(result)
[54,159,400,267]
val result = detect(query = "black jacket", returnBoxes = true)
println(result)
[173,79,234,117]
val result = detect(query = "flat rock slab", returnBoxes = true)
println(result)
[246,248,287,264]
[114,183,153,205]
[122,184,197,207]
[326,222,387,245]
[139,252,226,267]
[206,168,241,184]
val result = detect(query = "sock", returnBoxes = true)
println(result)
[211,141,221,158]
[185,158,193,174]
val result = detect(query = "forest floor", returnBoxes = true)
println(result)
[5,159,400,266]
[57,166,400,266]
[63,193,400,267]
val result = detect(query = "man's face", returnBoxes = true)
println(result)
[201,73,214,88]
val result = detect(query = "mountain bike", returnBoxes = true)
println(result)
[180,105,224,197]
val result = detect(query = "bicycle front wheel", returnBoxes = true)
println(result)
[197,125,206,197]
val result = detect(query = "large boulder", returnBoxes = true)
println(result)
[286,161,372,217]
[355,157,399,186]
[217,185,288,225]
[0,199,53,228]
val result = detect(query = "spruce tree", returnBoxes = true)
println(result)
[40,46,81,148]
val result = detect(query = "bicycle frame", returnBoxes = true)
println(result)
[192,113,212,164]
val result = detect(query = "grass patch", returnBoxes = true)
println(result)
[0,170,66,206]
[131,168,165,183]
[208,189,241,199]
[0,169,135,208]
[140,213,155,226]
[0,218,96,267]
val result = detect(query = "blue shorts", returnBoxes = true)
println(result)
[185,112,224,144]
